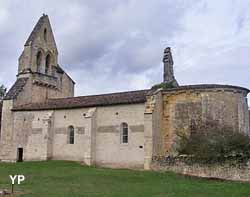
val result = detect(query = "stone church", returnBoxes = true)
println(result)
[0,15,249,169]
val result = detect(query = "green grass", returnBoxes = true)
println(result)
[0,161,249,197]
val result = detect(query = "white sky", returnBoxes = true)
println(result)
[0,0,249,97]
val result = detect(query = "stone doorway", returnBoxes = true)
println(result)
[17,148,23,162]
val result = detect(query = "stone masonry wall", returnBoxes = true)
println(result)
[154,86,249,157]
[151,156,250,182]
[95,104,145,168]
[0,100,16,161]
[12,110,53,161]
[2,103,145,167]
[52,108,92,163]
[0,102,2,134]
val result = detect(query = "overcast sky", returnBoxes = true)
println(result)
[0,0,250,97]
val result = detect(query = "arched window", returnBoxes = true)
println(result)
[45,54,51,75]
[68,126,74,144]
[44,28,47,42]
[36,51,42,73]
[121,123,128,144]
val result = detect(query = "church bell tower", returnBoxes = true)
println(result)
[18,14,58,77]
[4,14,75,104]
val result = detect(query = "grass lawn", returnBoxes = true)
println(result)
[0,161,249,197]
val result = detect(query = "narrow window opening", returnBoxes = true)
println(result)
[45,54,51,75]
[44,28,47,42]
[68,126,75,144]
[36,51,42,73]
[121,123,128,144]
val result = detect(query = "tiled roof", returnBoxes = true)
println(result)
[11,83,249,111]
[12,89,150,111]
[4,78,28,100]
[24,14,48,46]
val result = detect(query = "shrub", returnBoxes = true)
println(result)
[151,82,176,90]
[177,120,250,162]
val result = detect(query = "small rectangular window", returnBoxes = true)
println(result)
[121,123,128,144]
[68,126,75,144]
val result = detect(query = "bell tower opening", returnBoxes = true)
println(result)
[36,51,43,73]
[45,54,51,75]
[44,28,47,42]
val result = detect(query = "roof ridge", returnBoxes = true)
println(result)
[47,89,150,101]
[12,89,149,111]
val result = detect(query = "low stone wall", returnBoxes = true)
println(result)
[151,156,250,182]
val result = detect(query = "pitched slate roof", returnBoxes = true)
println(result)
[4,78,28,100]
[24,14,48,46]
[56,64,64,74]
[56,64,75,84]
[12,89,150,111]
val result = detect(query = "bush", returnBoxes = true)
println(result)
[177,120,250,162]
[151,82,176,90]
